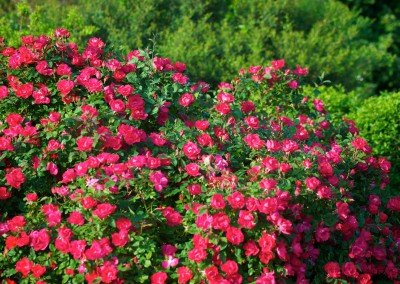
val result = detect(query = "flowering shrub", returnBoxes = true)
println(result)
[0,30,399,283]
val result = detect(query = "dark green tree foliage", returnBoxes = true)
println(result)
[340,0,400,91]
[0,0,17,15]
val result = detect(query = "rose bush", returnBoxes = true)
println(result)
[0,30,399,283]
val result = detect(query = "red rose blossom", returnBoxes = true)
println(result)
[215,102,231,115]
[226,226,244,245]
[76,136,94,151]
[324,262,341,278]
[57,79,74,95]
[179,93,195,107]
[92,203,117,220]
[177,266,193,284]
[15,257,33,278]
[188,247,207,263]
[16,83,33,99]
[150,272,168,284]
[29,229,50,251]
[31,263,46,278]
[342,262,359,278]
[185,163,200,176]
[221,260,238,275]
[182,141,201,160]
[6,168,25,189]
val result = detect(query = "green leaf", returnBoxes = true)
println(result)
[144,259,152,267]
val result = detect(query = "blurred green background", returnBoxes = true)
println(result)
[0,0,399,188]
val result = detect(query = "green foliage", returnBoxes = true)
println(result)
[0,0,97,47]
[304,85,362,122]
[340,0,400,91]
[75,0,173,52]
[348,91,400,188]
[0,0,17,16]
